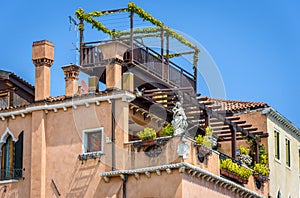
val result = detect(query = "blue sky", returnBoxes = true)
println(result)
[1,1,299,127]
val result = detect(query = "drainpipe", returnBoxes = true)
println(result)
[123,174,128,198]
[111,99,116,171]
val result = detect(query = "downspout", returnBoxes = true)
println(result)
[111,99,116,171]
[123,174,128,198]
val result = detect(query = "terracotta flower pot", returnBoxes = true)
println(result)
[141,139,157,146]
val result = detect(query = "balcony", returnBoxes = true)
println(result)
[75,3,199,91]
[81,39,196,90]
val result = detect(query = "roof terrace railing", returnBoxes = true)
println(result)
[81,39,196,90]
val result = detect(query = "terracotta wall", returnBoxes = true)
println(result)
[219,111,268,159]
[0,114,32,197]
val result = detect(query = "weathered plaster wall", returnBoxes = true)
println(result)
[0,115,32,197]
[267,115,300,198]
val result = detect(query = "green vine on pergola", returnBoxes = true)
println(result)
[75,2,200,69]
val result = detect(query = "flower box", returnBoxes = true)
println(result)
[141,139,157,146]
[220,169,248,184]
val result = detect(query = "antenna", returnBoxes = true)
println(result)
[69,16,80,65]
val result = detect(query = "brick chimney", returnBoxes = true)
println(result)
[62,64,80,97]
[97,41,129,90]
[32,40,54,101]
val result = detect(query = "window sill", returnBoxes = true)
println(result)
[285,165,292,171]
[78,151,103,161]
[0,179,18,184]
[274,158,281,164]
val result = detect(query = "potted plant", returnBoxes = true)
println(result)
[137,127,157,146]
[253,163,269,179]
[238,145,252,166]
[220,158,252,184]
[159,123,174,137]
[195,134,211,153]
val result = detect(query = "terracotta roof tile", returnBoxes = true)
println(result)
[203,98,268,112]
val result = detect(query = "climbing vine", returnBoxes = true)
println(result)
[127,2,164,27]
[74,2,200,68]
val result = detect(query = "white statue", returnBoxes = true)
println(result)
[172,102,188,136]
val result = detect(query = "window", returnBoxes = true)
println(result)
[0,93,9,108]
[82,128,104,154]
[298,147,300,174]
[274,130,280,160]
[285,138,291,167]
[0,129,23,180]
[277,190,281,198]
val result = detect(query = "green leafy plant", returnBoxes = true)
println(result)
[205,126,213,136]
[159,123,174,137]
[240,145,249,155]
[259,144,268,165]
[195,134,211,148]
[220,158,252,179]
[254,163,269,176]
[195,126,213,148]
[238,166,252,179]
[137,127,157,141]
[74,2,200,69]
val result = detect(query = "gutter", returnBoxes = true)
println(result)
[262,107,300,137]
[0,92,135,120]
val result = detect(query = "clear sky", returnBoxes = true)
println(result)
[1,1,299,127]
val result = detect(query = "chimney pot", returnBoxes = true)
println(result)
[62,64,80,97]
[32,40,54,101]
[88,76,98,93]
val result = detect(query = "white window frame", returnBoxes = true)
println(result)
[285,136,291,169]
[82,127,104,154]
[274,129,281,163]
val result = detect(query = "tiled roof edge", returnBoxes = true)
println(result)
[100,162,263,198]
[266,107,300,137]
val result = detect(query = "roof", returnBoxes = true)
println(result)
[0,69,34,90]
[202,97,300,137]
[100,162,263,198]
[204,97,268,112]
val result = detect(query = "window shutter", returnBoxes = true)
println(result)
[14,131,23,179]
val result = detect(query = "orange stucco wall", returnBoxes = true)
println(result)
[0,99,269,197]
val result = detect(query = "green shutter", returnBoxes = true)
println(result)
[274,131,280,160]
[14,131,23,179]
[285,139,290,167]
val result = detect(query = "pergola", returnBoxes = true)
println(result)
[131,88,268,163]
[75,2,200,91]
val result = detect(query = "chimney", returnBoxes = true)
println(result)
[62,64,80,97]
[88,76,98,93]
[97,41,129,91]
[122,72,134,92]
[32,40,54,101]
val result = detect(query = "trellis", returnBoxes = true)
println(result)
[75,2,200,90]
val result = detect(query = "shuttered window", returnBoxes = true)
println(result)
[285,138,291,167]
[274,130,280,160]
[0,132,23,180]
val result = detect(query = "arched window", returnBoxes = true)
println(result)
[0,128,23,180]
[1,136,14,178]
[277,190,282,198]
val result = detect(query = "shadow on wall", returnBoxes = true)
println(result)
[65,160,100,197]
[0,185,17,198]
[93,178,122,198]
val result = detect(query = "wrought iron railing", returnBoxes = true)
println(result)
[219,152,242,166]
[81,39,196,90]
[0,168,22,180]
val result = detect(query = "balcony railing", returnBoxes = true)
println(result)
[0,168,22,180]
[81,39,196,90]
